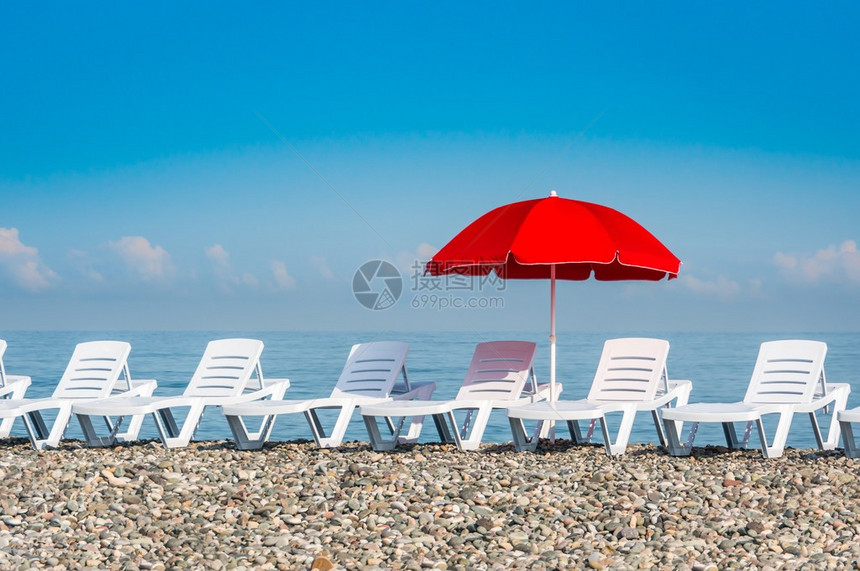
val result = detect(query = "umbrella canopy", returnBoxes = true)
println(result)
[426,191,680,401]
[428,191,680,281]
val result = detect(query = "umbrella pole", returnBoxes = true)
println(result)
[549,265,557,442]
[550,265,556,401]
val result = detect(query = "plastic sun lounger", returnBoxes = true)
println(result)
[661,340,850,459]
[836,408,860,458]
[0,339,34,437]
[222,341,435,449]
[507,338,691,456]
[0,341,156,450]
[73,338,289,449]
[360,341,551,452]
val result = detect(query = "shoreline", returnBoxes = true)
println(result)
[0,439,857,569]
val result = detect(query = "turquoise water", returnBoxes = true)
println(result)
[1,331,858,450]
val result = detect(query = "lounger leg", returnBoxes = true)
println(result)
[154,404,204,449]
[817,388,850,450]
[663,418,694,456]
[568,420,585,444]
[762,410,793,458]
[585,419,597,442]
[363,414,401,451]
[226,414,270,451]
[604,406,636,456]
[21,412,43,450]
[432,413,454,444]
[0,382,30,438]
[508,417,538,452]
[451,406,493,451]
[250,412,279,446]
[398,414,427,444]
[722,422,743,449]
[0,414,15,439]
[113,412,146,443]
[304,409,328,445]
[152,412,171,449]
[651,410,668,449]
[76,414,118,447]
[841,421,860,458]
[24,404,73,450]
[598,417,614,456]
[158,409,181,438]
[313,403,357,448]
[26,411,50,441]
[809,412,825,450]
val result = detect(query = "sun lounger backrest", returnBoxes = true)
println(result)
[743,340,827,404]
[0,339,7,387]
[51,341,132,399]
[329,341,409,398]
[183,338,265,398]
[455,341,537,401]
[586,338,669,402]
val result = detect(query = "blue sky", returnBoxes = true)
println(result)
[1,2,859,331]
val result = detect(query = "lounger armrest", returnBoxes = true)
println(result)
[392,381,436,401]
[794,382,851,413]
[649,379,692,408]
[236,378,291,403]
[531,382,563,403]
[261,378,291,391]
[753,403,796,416]
[125,379,158,397]
[0,375,31,397]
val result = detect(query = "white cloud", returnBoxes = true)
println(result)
[0,228,58,292]
[67,248,104,282]
[679,273,741,300]
[271,260,296,290]
[205,244,230,267]
[310,256,335,280]
[239,272,260,288]
[205,244,259,292]
[775,240,860,285]
[396,242,438,275]
[108,236,173,282]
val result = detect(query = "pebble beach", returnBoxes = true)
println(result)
[1,439,858,570]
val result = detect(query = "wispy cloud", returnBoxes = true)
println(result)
[270,260,296,290]
[205,244,258,291]
[0,227,58,292]
[775,240,860,285]
[67,248,104,282]
[108,236,173,282]
[679,273,741,300]
[396,242,438,275]
[309,256,335,280]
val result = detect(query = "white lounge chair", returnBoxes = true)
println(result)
[222,341,435,449]
[836,407,860,458]
[73,338,289,449]
[661,340,850,459]
[507,338,691,456]
[0,339,34,437]
[360,341,549,451]
[836,408,860,458]
[0,341,156,450]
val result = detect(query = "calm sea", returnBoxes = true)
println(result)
[1,331,858,451]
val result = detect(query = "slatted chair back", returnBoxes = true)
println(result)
[586,338,670,402]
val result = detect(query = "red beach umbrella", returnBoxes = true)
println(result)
[426,190,681,400]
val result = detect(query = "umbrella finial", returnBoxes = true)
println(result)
[549,190,558,197]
